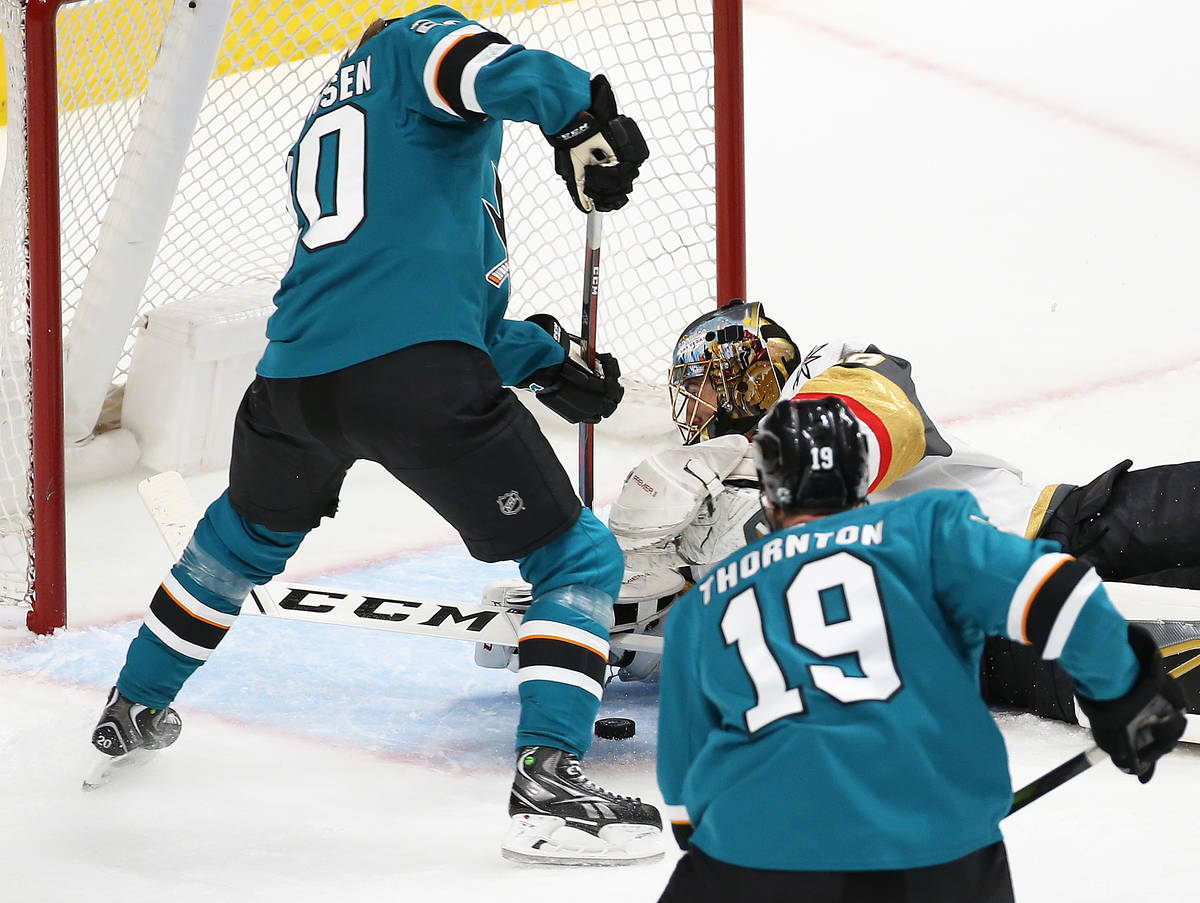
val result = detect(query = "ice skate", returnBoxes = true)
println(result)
[502,746,663,866]
[82,687,182,791]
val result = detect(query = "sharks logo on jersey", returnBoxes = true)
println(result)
[482,163,509,287]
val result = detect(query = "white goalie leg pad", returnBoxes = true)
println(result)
[501,814,664,866]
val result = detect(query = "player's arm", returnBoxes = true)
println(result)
[477,60,649,212]
[656,589,716,849]
[790,346,951,493]
[411,21,589,129]
[497,314,623,425]
[488,316,563,385]
[929,491,1186,781]
[399,10,647,212]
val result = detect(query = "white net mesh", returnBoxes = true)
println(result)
[0,0,722,616]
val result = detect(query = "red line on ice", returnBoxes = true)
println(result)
[752,1,1200,171]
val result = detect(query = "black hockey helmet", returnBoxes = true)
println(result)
[753,397,871,518]
[668,301,801,445]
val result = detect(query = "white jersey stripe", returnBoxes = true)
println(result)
[517,664,604,701]
[1041,568,1103,660]
[143,609,215,661]
[1005,552,1072,643]
[459,42,512,114]
[664,803,690,824]
[422,24,486,117]
[519,619,610,659]
[163,573,239,629]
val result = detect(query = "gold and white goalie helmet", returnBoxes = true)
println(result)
[669,301,801,445]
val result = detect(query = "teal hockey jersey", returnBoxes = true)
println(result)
[656,488,1138,872]
[258,6,590,381]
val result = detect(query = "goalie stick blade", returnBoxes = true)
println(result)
[137,471,663,655]
[1106,582,1200,623]
[138,471,201,560]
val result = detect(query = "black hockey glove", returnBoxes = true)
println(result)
[545,75,649,213]
[518,313,624,424]
[1076,624,1187,784]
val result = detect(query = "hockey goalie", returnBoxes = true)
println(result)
[603,302,1200,725]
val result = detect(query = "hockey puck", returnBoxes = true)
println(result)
[594,717,636,740]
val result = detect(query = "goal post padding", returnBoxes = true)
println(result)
[63,0,234,445]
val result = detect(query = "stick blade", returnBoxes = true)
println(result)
[138,471,202,559]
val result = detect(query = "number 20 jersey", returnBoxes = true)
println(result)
[258,6,590,380]
[656,489,1138,872]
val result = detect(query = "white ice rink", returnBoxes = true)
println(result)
[3,1,1200,899]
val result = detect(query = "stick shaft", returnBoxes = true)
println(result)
[1007,745,1105,816]
[578,210,603,506]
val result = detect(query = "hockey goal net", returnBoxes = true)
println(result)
[0,0,744,632]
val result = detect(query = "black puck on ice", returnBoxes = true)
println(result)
[594,717,636,740]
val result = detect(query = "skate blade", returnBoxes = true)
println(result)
[81,746,155,792]
[501,814,664,867]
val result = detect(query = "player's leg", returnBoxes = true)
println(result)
[986,459,1200,723]
[658,846,851,903]
[341,342,662,863]
[1039,460,1200,586]
[979,635,1078,723]
[658,842,1012,903]
[338,343,607,747]
[899,841,1015,903]
[512,512,620,755]
[90,376,351,770]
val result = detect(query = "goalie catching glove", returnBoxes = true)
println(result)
[1077,624,1187,784]
[519,314,623,424]
[545,75,649,213]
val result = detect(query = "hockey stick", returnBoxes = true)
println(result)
[578,209,603,507]
[1007,744,1106,816]
[137,471,663,654]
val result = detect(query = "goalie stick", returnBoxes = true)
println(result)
[578,209,602,507]
[137,471,663,654]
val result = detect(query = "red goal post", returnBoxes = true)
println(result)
[1,0,745,634]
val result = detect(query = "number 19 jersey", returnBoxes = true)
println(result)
[656,489,1138,872]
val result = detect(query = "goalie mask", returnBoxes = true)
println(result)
[668,302,801,445]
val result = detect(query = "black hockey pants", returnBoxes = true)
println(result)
[657,842,1014,903]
